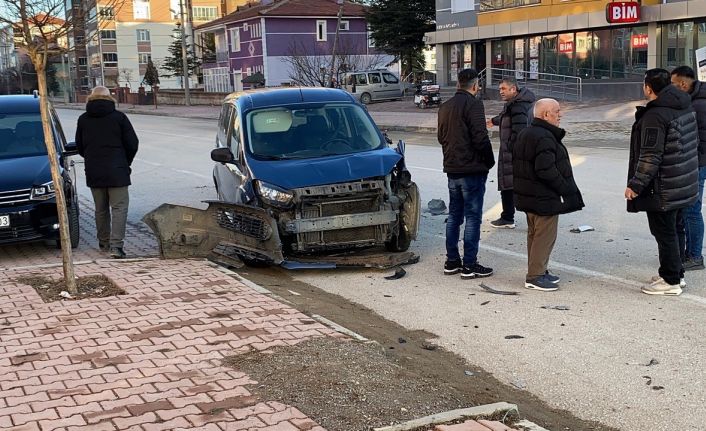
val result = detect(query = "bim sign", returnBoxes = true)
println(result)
[606,2,641,24]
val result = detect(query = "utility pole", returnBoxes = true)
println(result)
[179,0,191,106]
[60,52,68,103]
[328,0,344,88]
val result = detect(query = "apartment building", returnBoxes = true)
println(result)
[67,0,250,91]
[426,0,706,99]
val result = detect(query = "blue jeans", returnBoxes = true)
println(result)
[684,166,706,259]
[446,174,487,266]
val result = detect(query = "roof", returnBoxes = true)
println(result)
[0,95,41,114]
[196,0,367,31]
[224,87,356,111]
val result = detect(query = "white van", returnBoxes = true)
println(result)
[342,69,404,104]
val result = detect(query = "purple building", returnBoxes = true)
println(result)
[195,0,393,92]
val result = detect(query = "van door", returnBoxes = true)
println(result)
[367,72,385,101]
[382,72,403,99]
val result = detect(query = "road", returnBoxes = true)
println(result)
[57,109,706,431]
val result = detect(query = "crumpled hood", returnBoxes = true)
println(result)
[0,155,51,192]
[85,96,116,117]
[247,148,402,190]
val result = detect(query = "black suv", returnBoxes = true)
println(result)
[0,95,80,247]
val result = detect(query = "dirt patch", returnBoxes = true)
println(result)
[14,274,126,302]
[238,267,617,431]
[224,336,516,431]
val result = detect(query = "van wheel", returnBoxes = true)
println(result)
[360,93,372,104]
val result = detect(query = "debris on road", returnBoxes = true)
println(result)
[570,225,595,233]
[398,337,407,344]
[511,378,527,389]
[505,335,525,339]
[646,358,659,366]
[480,283,519,296]
[385,267,407,280]
[421,342,437,351]
[643,376,652,385]
[59,291,72,299]
[464,370,475,376]
[540,305,570,311]
[480,301,491,306]
[428,199,447,215]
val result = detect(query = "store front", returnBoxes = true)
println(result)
[446,41,486,84]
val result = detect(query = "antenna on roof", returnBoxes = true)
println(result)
[33,90,39,98]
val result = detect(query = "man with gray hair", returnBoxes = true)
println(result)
[513,98,584,291]
[75,86,139,258]
[487,76,535,229]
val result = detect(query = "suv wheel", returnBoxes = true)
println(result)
[360,92,372,104]
[385,220,411,252]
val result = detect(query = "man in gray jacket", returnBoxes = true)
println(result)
[671,66,706,271]
[487,77,535,229]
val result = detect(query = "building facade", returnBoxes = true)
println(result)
[65,0,250,93]
[426,0,706,98]
[195,0,392,92]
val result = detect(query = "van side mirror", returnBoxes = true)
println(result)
[64,141,79,156]
[211,147,235,163]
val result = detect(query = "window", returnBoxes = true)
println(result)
[98,6,114,19]
[451,0,474,13]
[192,6,217,21]
[136,29,150,42]
[382,72,399,84]
[133,0,150,20]
[100,30,116,40]
[250,23,261,38]
[219,105,233,136]
[80,77,89,88]
[316,20,327,42]
[229,28,240,52]
[138,53,151,64]
[352,73,367,85]
[367,27,375,48]
[103,53,118,67]
[78,57,87,66]
[368,73,381,84]
[229,113,241,156]
[339,20,349,31]
[76,35,84,44]
[479,0,539,11]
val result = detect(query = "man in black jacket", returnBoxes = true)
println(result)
[487,77,535,229]
[76,86,139,259]
[438,68,495,278]
[671,66,706,271]
[626,69,698,296]
[513,98,584,291]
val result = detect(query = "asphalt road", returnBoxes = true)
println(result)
[57,109,706,431]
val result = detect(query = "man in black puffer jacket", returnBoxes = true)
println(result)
[76,86,139,259]
[626,69,698,296]
[488,77,535,229]
[513,98,584,291]
[438,68,495,279]
[671,66,706,271]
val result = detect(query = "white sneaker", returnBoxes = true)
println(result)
[642,278,682,296]
[649,276,686,288]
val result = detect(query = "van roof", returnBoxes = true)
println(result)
[0,95,41,114]
[225,87,356,110]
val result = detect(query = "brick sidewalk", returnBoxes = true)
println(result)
[0,258,345,430]
[0,196,158,271]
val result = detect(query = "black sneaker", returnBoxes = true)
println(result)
[461,263,493,279]
[110,247,127,259]
[444,260,462,275]
[544,270,560,284]
[683,256,704,271]
[525,275,559,291]
[490,218,516,229]
[99,241,110,252]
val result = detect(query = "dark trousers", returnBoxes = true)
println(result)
[646,210,683,285]
[526,213,558,279]
[91,187,129,249]
[500,189,515,222]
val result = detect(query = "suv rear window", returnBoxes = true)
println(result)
[0,114,46,159]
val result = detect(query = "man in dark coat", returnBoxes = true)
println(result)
[671,66,706,271]
[76,86,139,259]
[488,77,535,229]
[513,98,584,291]
[437,68,495,279]
[626,69,698,296]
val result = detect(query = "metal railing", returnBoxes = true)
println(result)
[485,68,583,101]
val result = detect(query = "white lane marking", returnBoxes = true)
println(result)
[134,158,209,180]
[427,233,706,307]
[174,169,210,179]
[138,128,209,139]
[135,158,162,167]
[408,165,444,173]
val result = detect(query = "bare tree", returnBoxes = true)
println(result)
[119,67,133,87]
[283,40,390,87]
[0,0,123,293]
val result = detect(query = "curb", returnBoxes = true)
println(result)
[372,402,518,431]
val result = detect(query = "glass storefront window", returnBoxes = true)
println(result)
[557,33,574,75]
[575,31,592,78]
[592,29,612,79]
[540,35,557,74]
[491,39,514,70]
[661,20,706,71]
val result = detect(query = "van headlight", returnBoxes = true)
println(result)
[255,181,294,207]
[30,181,56,201]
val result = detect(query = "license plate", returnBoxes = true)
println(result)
[432,97,439,100]
[0,215,9,228]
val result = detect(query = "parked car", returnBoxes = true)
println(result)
[341,69,405,104]
[0,95,80,248]
[208,87,420,265]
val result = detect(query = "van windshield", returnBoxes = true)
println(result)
[0,114,47,159]
[245,103,384,160]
